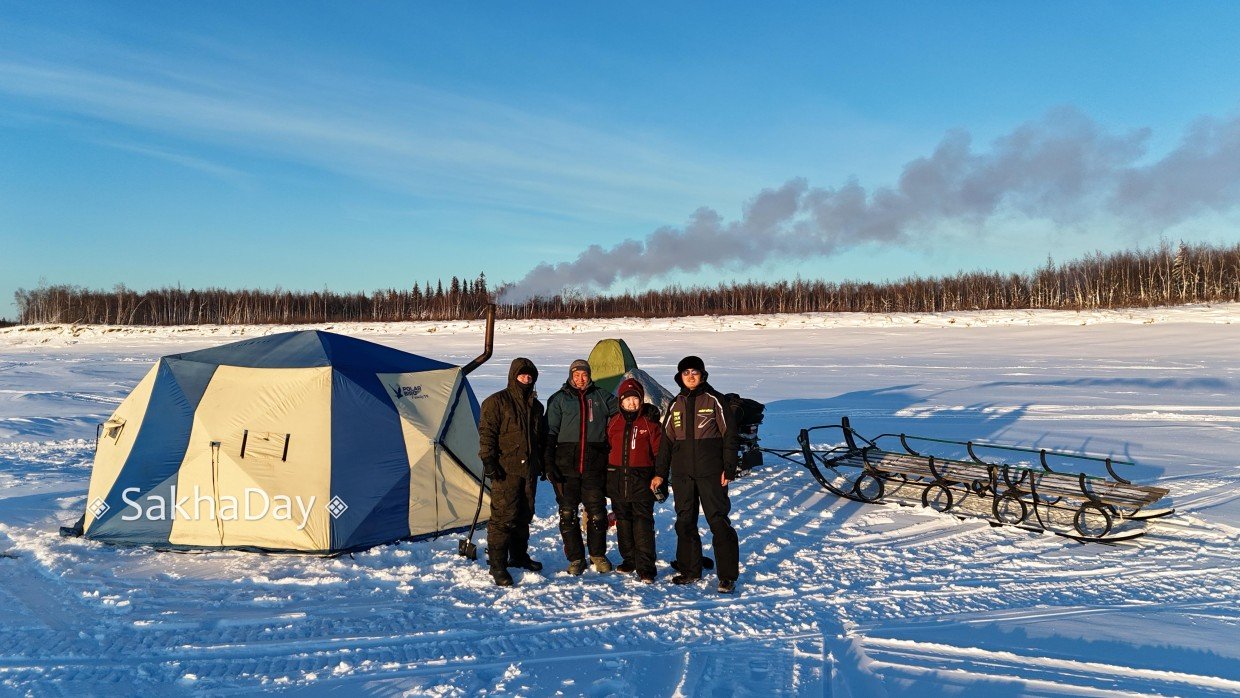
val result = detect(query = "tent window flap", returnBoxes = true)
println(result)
[240,430,291,463]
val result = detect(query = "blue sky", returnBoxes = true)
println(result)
[2,2,1240,318]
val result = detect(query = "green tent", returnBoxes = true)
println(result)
[588,338,638,395]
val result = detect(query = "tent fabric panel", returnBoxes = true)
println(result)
[329,370,413,551]
[168,365,334,550]
[378,368,460,440]
[437,383,490,529]
[87,360,201,544]
[319,333,454,374]
[164,358,221,412]
[441,378,485,483]
[165,426,224,548]
[465,382,481,422]
[434,446,490,531]
[83,364,160,532]
[588,338,639,395]
[378,368,461,537]
[405,447,440,535]
[171,331,331,369]
[171,330,455,373]
[87,471,183,544]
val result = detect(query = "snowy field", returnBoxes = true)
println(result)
[1,305,1238,696]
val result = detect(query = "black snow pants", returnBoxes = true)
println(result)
[608,467,657,576]
[554,471,608,562]
[671,474,739,581]
[486,474,536,570]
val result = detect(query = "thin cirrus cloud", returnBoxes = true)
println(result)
[0,55,728,223]
[91,138,252,184]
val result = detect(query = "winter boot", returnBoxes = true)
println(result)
[591,555,614,573]
[491,568,514,587]
[717,579,736,594]
[671,572,702,585]
[616,561,637,574]
[638,571,656,584]
[671,557,713,573]
[567,559,587,576]
[510,557,543,572]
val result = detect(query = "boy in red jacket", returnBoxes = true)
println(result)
[606,377,664,583]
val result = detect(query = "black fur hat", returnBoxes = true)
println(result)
[675,355,708,387]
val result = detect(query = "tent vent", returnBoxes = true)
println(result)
[102,418,126,442]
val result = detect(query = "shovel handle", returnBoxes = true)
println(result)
[460,472,488,558]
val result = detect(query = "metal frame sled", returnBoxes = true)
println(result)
[764,417,1173,543]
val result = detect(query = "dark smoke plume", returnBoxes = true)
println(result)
[502,107,1240,302]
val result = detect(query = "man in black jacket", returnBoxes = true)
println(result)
[478,357,546,587]
[544,359,618,574]
[655,355,740,593]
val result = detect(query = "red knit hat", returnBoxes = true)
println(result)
[617,377,645,403]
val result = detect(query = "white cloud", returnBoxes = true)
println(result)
[0,51,739,225]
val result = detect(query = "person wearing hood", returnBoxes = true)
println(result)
[655,356,740,593]
[544,359,619,574]
[605,377,663,583]
[478,357,546,587]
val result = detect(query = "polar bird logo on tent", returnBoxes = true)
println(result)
[391,384,426,399]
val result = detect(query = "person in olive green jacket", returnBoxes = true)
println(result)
[478,357,546,587]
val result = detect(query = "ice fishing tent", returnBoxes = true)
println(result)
[587,338,638,394]
[619,368,675,416]
[588,338,674,414]
[76,330,488,554]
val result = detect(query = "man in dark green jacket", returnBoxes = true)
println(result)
[544,359,618,574]
[478,357,546,587]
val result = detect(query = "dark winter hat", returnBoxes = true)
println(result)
[510,357,538,383]
[675,355,708,387]
[617,377,645,402]
[569,359,592,377]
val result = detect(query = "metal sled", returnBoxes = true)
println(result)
[763,417,1173,543]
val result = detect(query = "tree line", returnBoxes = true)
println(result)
[12,241,1240,326]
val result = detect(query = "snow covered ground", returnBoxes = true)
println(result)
[1,305,1238,696]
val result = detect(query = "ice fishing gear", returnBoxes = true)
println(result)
[727,393,765,477]
[764,417,1173,543]
[458,473,487,561]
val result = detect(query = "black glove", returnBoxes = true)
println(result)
[484,460,506,482]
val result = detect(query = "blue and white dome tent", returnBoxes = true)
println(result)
[67,315,495,554]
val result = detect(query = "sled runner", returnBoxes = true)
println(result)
[764,417,1172,543]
